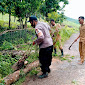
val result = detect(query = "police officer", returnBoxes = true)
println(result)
[28,16,53,78]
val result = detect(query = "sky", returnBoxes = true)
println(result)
[63,0,85,19]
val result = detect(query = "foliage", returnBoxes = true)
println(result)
[0,41,17,51]
[14,1,28,19]
[0,55,12,77]
[60,26,76,43]
[11,74,26,85]
[5,0,14,28]
[0,29,35,46]
[71,79,79,85]
[48,11,60,22]
[13,0,42,27]
[48,11,65,23]
[63,20,79,29]
[40,0,68,19]
[70,56,75,59]
[29,68,39,76]
[66,16,79,24]
[0,28,39,78]
[0,53,21,77]
[20,70,25,77]
[0,61,13,77]
[0,0,6,14]
[0,20,18,32]
[0,83,5,85]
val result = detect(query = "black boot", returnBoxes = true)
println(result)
[46,67,51,73]
[60,49,64,57]
[38,72,48,79]
[54,48,56,54]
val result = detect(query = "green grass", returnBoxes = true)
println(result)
[71,79,79,85]
[0,28,39,80]
[0,53,19,77]
[0,13,32,33]
[70,56,75,59]
[63,20,80,29]
[0,29,35,46]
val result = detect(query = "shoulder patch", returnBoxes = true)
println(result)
[35,28,43,37]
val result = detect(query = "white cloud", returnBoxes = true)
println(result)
[64,0,85,19]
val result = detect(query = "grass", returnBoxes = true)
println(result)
[71,79,79,85]
[0,13,32,33]
[0,28,39,78]
[59,55,75,63]
[63,20,80,29]
[60,57,71,62]
[11,67,40,85]
[70,56,75,59]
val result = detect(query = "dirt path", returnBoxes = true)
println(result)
[23,33,85,85]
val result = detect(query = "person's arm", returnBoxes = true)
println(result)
[55,27,59,32]
[52,26,59,37]
[33,28,44,45]
[74,35,80,42]
[56,24,61,32]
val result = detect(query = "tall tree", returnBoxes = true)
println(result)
[13,0,42,28]
[5,0,14,28]
[40,0,68,20]
[24,0,42,27]
[0,0,6,20]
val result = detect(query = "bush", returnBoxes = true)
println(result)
[0,41,14,50]
[0,20,19,32]
[60,26,75,43]
[0,61,13,77]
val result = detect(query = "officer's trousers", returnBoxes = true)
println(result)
[39,45,53,73]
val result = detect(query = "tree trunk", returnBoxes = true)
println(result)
[20,17,22,29]
[4,60,39,85]
[14,16,16,22]
[25,18,27,28]
[22,20,23,28]
[2,13,3,20]
[9,13,11,29]
[46,12,49,21]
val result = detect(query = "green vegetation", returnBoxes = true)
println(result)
[66,16,79,24]
[63,20,79,28]
[0,18,79,85]
[0,0,80,84]
[0,28,39,77]
[0,53,18,77]
[48,11,65,23]
[0,20,18,31]
[72,79,79,85]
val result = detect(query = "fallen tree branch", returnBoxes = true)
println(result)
[0,28,29,36]
[4,60,39,85]
[11,53,29,71]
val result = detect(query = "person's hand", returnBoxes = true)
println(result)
[56,28,58,32]
[52,34,54,37]
[33,41,36,45]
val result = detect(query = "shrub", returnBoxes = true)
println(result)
[0,41,14,50]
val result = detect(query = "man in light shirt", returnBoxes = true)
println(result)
[74,16,85,64]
